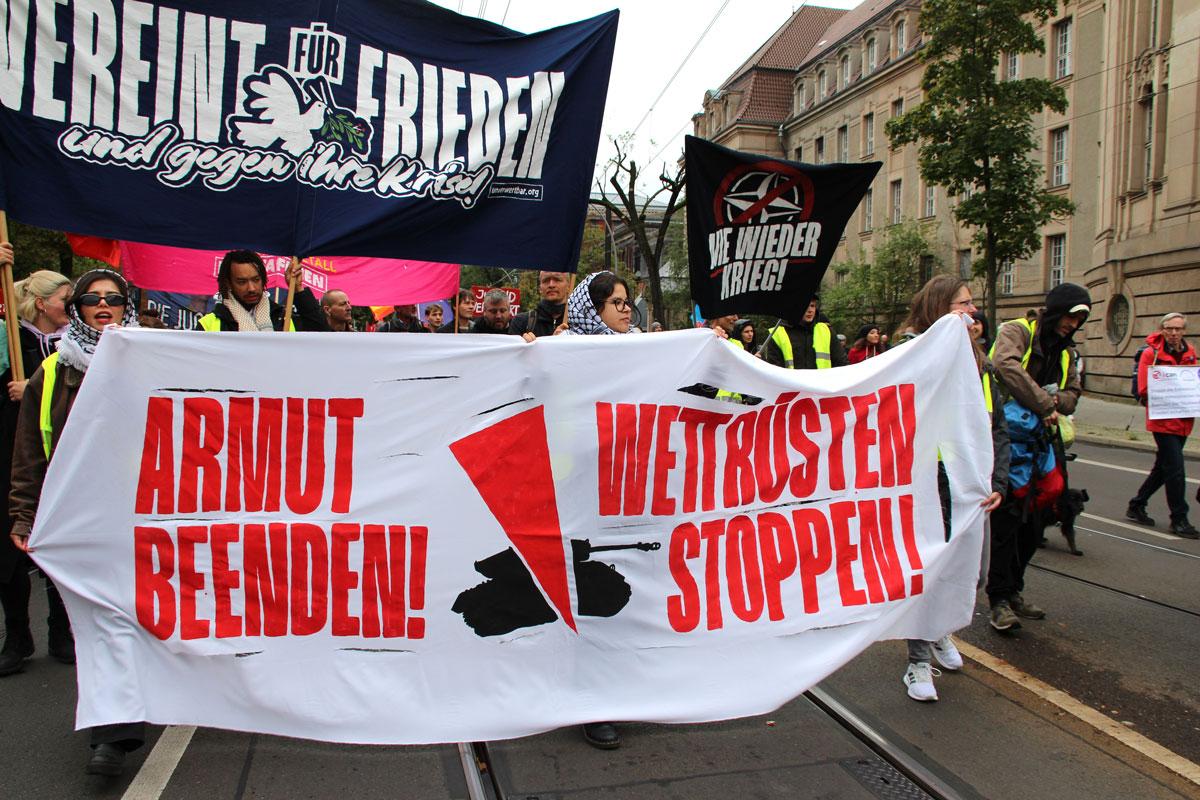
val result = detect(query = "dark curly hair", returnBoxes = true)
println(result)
[217,250,267,298]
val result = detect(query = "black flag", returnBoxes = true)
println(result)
[685,136,880,320]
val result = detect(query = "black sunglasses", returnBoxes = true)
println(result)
[78,293,127,307]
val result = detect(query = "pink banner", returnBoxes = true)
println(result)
[119,243,460,306]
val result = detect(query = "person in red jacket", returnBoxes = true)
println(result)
[1127,313,1199,538]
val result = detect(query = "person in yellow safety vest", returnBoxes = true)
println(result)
[762,294,848,370]
[985,281,1089,633]
[195,250,326,332]
[7,269,148,776]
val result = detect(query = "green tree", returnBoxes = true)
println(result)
[822,220,938,336]
[7,221,108,279]
[885,0,1074,329]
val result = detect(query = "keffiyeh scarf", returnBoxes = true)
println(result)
[56,292,139,373]
[224,294,274,332]
[565,272,622,336]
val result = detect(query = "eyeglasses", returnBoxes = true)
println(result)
[607,298,633,311]
[78,293,127,307]
[950,298,976,308]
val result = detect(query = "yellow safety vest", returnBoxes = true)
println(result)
[199,312,295,332]
[770,322,831,369]
[39,353,59,460]
[716,338,746,401]
[983,318,1070,402]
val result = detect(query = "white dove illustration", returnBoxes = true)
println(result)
[230,67,328,156]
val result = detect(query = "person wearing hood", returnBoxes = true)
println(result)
[730,319,756,351]
[985,282,1088,631]
[1127,313,1199,538]
[761,294,848,369]
[510,270,570,338]
[847,323,885,363]
[196,250,326,332]
[0,261,74,677]
[8,269,146,776]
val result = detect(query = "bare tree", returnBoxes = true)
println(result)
[590,136,685,327]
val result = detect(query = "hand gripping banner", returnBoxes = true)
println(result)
[0,1,618,270]
[685,135,881,320]
[30,317,991,744]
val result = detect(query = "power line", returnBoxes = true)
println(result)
[629,0,733,139]
[501,0,512,25]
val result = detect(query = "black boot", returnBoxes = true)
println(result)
[0,626,34,676]
[46,580,75,664]
[1125,503,1155,526]
[582,722,620,750]
[85,743,126,776]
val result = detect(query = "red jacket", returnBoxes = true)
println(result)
[1139,332,1198,436]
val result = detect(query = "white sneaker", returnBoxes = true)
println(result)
[931,635,963,671]
[903,662,940,702]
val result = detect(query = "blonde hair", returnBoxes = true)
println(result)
[14,270,72,324]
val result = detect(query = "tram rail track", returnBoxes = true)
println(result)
[1028,561,1200,619]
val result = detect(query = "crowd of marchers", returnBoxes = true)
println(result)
[0,243,1194,771]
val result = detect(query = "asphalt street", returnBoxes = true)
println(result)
[0,440,1197,799]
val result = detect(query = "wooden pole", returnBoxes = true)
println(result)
[0,211,23,381]
[562,274,576,331]
[282,256,300,332]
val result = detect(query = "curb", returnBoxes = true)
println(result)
[1073,431,1200,458]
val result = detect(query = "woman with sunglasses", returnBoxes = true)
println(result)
[558,270,636,336]
[9,269,145,776]
[892,275,1007,704]
[0,260,75,677]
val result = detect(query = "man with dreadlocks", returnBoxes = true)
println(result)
[195,250,326,332]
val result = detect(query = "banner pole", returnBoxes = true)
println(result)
[0,211,23,381]
[755,318,784,357]
[562,274,576,331]
[282,256,299,332]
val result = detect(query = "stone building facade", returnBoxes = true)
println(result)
[692,0,1200,399]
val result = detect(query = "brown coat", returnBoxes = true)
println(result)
[10,358,84,540]
[991,316,1081,418]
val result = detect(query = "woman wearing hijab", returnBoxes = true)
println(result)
[847,323,885,363]
[892,276,1008,703]
[731,319,756,352]
[0,262,74,677]
[560,271,636,337]
[9,269,145,775]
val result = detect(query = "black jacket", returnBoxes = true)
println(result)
[197,288,327,332]
[376,315,429,333]
[509,300,565,337]
[762,319,848,369]
[471,317,512,334]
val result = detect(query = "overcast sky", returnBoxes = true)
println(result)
[428,0,862,191]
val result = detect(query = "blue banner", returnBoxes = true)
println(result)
[142,290,215,330]
[0,1,618,271]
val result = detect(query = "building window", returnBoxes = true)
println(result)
[862,188,873,231]
[840,55,850,89]
[863,112,875,155]
[1106,293,1131,345]
[837,125,848,162]
[919,255,935,283]
[866,37,877,73]
[819,69,828,98]
[957,249,972,278]
[1149,0,1160,48]
[890,179,902,224]
[794,145,804,161]
[797,82,807,109]
[1047,234,1066,287]
[896,19,907,53]
[923,184,936,217]
[1000,260,1015,295]
[1142,90,1154,184]
[1053,18,1072,79]
[815,136,825,164]
[1050,127,1069,186]
[1005,52,1019,81]
[892,97,904,118]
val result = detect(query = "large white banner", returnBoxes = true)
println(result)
[30,316,991,744]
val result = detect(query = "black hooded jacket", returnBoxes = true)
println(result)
[509,300,566,337]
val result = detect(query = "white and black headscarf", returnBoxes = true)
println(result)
[56,269,139,373]
[564,271,631,336]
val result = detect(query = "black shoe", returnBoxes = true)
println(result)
[0,630,35,677]
[1009,593,1046,619]
[1125,504,1155,526]
[85,743,125,776]
[1170,520,1200,539]
[48,627,75,665]
[582,722,620,750]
